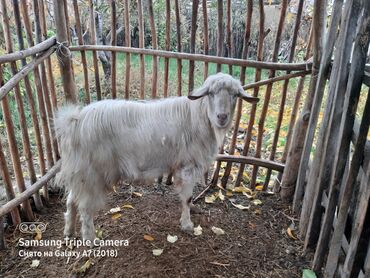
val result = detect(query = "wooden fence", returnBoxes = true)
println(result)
[0,0,368,276]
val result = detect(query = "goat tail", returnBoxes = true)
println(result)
[54,104,81,142]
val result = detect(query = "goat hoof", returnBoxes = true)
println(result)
[181,221,194,232]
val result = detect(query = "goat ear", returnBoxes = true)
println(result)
[238,87,259,103]
[188,85,209,100]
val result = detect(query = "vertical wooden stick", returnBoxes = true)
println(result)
[124,0,131,99]
[216,0,224,72]
[110,0,117,99]
[202,0,209,80]
[188,0,199,93]
[226,0,233,74]
[138,0,145,99]
[148,0,158,99]
[88,0,102,100]
[72,0,90,104]
[163,0,170,98]
[174,0,182,96]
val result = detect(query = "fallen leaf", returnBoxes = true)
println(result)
[211,226,225,235]
[111,213,122,220]
[255,185,264,191]
[287,227,298,240]
[252,199,263,206]
[218,190,225,201]
[193,225,203,236]
[109,207,121,214]
[30,259,40,268]
[302,269,317,278]
[152,249,163,256]
[226,191,233,197]
[230,202,250,210]
[144,234,155,241]
[132,192,143,197]
[122,204,134,209]
[233,186,253,195]
[96,228,103,239]
[166,234,178,243]
[205,194,217,204]
[34,228,42,240]
[78,259,92,273]
[242,191,256,199]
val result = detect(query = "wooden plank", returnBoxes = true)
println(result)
[138,0,145,99]
[294,0,344,214]
[304,0,362,253]
[216,154,285,172]
[188,0,199,93]
[148,0,157,99]
[110,0,117,99]
[70,45,313,71]
[72,0,90,104]
[174,0,182,96]
[88,0,102,100]
[324,11,370,272]
[164,0,170,97]
[124,0,131,99]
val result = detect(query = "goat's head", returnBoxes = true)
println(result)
[188,72,259,128]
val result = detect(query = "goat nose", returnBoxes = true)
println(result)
[217,113,228,122]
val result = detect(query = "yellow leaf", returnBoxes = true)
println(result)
[255,185,264,191]
[132,192,143,197]
[122,204,134,209]
[233,186,253,195]
[218,190,225,201]
[252,199,263,206]
[152,249,163,256]
[34,228,42,240]
[211,226,225,235]
[96,228,103,239]
[242,191,256,199]
[78,259,92,273]
[111,213,122,220]
[205,194,217,204]
[226,191,233,197]
[287,227,297,240]
[144,234,155,241]
[231,201,250,210]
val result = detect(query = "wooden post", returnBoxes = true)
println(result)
[226,0,233,74]
[138,0,145,99]
[148,0,158,99]
[164,0,170,97]
[110,0,117,99]
[53,0,77,103]
[174,0,182,96]
[216,0,223,72]
[124,0,131,99]
[189,0,199,93]
[72,0,90,104]
[202,0,209,80]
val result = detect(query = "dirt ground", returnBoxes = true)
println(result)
[0,182,311,277]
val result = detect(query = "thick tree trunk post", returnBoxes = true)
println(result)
[280,0,326,201]
[53,0,77,103]
[303,0,362,248]
[293,0,344,213]
[188,0,199,93]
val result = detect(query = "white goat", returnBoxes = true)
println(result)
[54,73,258,243]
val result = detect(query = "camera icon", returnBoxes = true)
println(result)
[19,222,47,234]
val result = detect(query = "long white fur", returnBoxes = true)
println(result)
[54,73,245,242]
